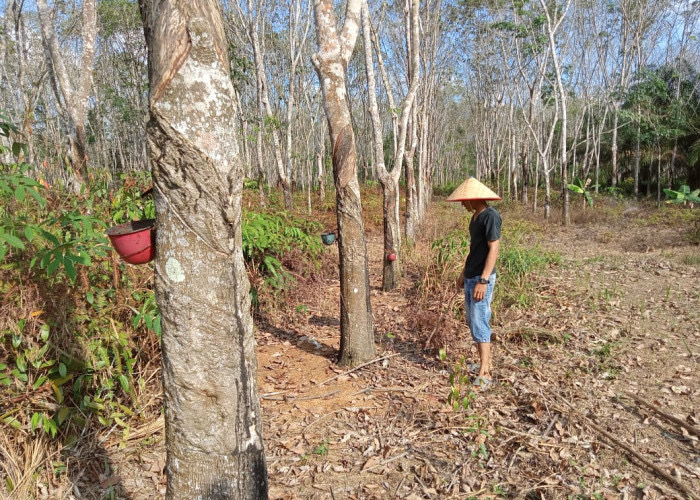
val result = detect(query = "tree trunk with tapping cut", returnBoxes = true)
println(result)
[312,0,374,367]
[139,0,268,497]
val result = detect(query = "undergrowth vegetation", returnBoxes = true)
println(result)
[1,131,327,495]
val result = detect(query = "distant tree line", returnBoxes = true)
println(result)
[0,0,698,220]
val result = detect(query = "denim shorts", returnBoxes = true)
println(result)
[464,273,496,343]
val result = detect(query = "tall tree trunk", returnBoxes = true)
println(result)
[404,117,417,241]
[611,108,620,187]
[539,0,572,225]
[139,1,268,497]
[634,117,641,197]
[36,0,97,188]
[362,0,419,291]
[284,0,312,211]
[521,147,529,205]
[312,0,374,367]
[247,1,292,209]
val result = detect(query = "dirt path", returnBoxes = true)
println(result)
[108,207,699,500]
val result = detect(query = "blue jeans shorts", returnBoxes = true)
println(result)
[464,273,496,343]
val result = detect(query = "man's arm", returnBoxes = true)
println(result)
[473,239,499,301]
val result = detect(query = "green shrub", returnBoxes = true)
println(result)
[242,210,323,289]
[496,223,560,309]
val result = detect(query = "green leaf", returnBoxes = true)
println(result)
[16,356,27,373]
[24,225,36,242]
[31,412,42,432]
[57,406,71,425]
[0,233,25,250]
[27,187,46,208]
[11,141,24,158]
[47,256,61,276]
[86,291,94,304]
[14,185,26,202]
[44,418,57,437]
[40,323,50,342]
[118,375,129,392]
[63,257,77,281]
[58,362,67,378]
[66,252,91,266]
[39,228,59,245]
[33,375,48,390]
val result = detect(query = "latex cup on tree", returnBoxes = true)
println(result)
[446,177,501,202]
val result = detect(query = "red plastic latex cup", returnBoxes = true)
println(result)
[387,253,396,262]
[106,219,155,265]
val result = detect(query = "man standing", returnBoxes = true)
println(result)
[448,178,501,390]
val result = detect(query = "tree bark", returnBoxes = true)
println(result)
[36,0,97,187]
[246,0,293,209]
[139,1,268,497]
[312,0,374,367]
[539,0,572,225]
[362,0,419,291]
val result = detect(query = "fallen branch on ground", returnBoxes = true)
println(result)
[551,396,699,500]
[317,354,399,386]
[624,391,700,438]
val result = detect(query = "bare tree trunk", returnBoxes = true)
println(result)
[404,114,417,241]
[245,0,292,209]
[36,0,97,188]
[312,0,374,367]
[362,0,419,291]
[316,148,325,201]
[139,1,268,497]
[634,116,641,197]
[539,0,572,225]
[284,0,312,210]
[521,147,529,205]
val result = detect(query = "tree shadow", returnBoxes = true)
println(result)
[309,314,340,327]
[61,442,130,499]
[258,320,336,360]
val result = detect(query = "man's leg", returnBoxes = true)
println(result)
[477,342,491,378]
[471,275,495,382]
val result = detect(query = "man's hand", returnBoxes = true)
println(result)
[473,282,487,301]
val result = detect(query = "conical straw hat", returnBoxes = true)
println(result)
[446,177,501,202]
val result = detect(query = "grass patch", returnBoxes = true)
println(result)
[681,254,700,266]
[495,224,561,309]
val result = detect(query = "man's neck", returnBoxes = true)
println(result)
[473,202,488,216]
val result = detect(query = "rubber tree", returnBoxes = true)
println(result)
[139,0,268,497]
[36,0,97,187]
[238,0,293,209]
[361,0,419,291]
[538,0,573,225]
[312,0,375,367]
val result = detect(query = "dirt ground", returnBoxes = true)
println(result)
[69,202,700,499]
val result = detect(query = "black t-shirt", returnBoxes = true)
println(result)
[464,206,501,278]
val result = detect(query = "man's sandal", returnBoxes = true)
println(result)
[473,376,493,391]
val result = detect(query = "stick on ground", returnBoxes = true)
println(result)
[318,354,399,386]
[624,391,700,438]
